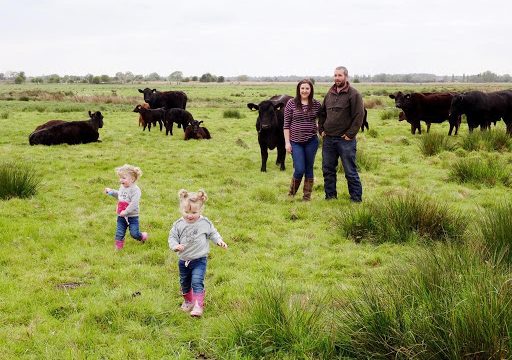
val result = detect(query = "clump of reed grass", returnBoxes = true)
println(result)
[334,245,512,359]
[366,128,378,138]
[418,132,455,156]
[0,162,40,200]
[363,97,384,109]
[223,109,243,119]
[461,130,512,152]
[0,112,8,119]
[380,108,400,120]
[477,202,512,268]
[214,284,333,359]
[449,157,511,186]
[356,149,380,171]
[341,193,465,244]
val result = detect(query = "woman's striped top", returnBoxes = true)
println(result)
[284,98,321,143]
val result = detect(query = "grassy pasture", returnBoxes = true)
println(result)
[1,82,512,358]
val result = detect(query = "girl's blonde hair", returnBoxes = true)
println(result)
[178,189,208,212]
[115,164,143,181]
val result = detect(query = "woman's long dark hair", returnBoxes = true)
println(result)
[294,79,315,112]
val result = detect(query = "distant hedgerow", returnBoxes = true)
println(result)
[0,162,40,200]
[340,193,465,244]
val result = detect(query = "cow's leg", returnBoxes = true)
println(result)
[148,123,151,132]
[426,123,431,133]
[170,122,174,136]
[277,146,286,171]
[159,120,163,131]
[260,145,268,172]
[448,123,454,136]
[411,124,415,135]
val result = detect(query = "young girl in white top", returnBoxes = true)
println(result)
[104,164,148,250]
[168,189,227,317]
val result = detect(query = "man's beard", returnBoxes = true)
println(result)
[336,80,346,87]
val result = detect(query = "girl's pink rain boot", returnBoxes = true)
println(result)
[180,290,194,312]
[190,291,205,317]
[115,240,124,250]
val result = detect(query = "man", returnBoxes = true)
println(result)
[318,66,364,202]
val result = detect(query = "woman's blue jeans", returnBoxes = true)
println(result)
[291,136,319,179]
[115,216,143,241]
[179,257,207,294]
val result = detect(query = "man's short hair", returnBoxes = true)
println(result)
[335,66,348,76]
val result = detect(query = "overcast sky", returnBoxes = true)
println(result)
[1,0,511,77]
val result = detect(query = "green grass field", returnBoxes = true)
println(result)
[1,82,511,359]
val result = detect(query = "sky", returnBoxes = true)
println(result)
[1,0,511,78]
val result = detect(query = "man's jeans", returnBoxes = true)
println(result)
[322,136,362,202]
[179,257,207,294]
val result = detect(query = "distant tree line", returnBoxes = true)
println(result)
[1,70,511,84]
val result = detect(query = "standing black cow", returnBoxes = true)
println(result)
[389,91,461,135]
[138,88,188,110]
[247,95,292,172]
[449,90,512,134]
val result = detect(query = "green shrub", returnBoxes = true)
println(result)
[449,157,511,186]
[418,132,455,156]
[341,193,465,244]
[0,162,40,200]
[366,128,378,138]
[223,109,243,119]
[334,245,512,359]
[0,112,8,119]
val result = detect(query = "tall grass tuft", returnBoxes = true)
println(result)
[334,245,512,359]
[214,284,333,359]
[380,108,400,120]
[0,111,8,119]
[418,132,454,156]
[0,162,40,200]
[341,193,465,244]
[477,202,512,268]
[449,157,511,186]
[356,148,380,171]
[461,130,512,152]
[223,109,243,119]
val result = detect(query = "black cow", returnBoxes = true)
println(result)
[29,111,104,145]
[360,108,369,132]
[138,88,188,110]
[247,94,292,172]
[164,108,194,136]
[133,105,165,132]
[389,92,461,135]
[449,90,512,134]
[184,120,211,140]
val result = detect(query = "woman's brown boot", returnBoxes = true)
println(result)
[288,177,302,196]
[303,178,314,201]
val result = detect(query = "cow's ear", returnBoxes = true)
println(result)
[138,89,143,93]
[199,121,204,124]
[405,94,411,99]
[389,94,396,99]
[247,103,259,111]
[274,102,285,111]
[88,110,92,117]
[152,89,157,93]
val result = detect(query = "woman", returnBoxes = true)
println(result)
[283,79,321,201]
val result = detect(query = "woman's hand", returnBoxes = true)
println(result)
[285,142,292,154]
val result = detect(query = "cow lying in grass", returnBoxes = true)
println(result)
[184,120,211,140]
[29,111,104,145]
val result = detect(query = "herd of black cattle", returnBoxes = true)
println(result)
[26,87,512,171]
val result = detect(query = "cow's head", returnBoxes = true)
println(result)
[89,110,104,128]
[389,91,412,109]
[188,120,204,135]
[449,94,465,119]
[247,100,285,132]
[138,88,157,104]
